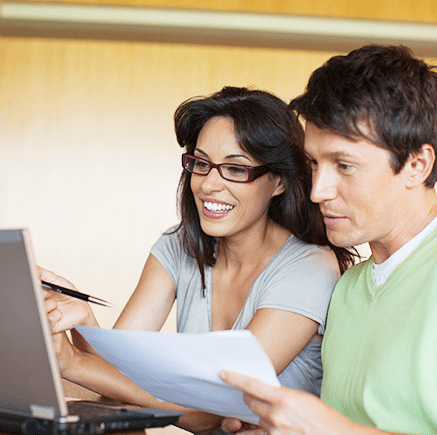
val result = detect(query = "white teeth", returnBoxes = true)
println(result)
[204,201,234,212]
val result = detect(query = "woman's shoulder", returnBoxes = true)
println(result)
[281,235,338,262]
[151,225,184,255]
[267,236,340,282]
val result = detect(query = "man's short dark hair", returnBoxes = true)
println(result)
[289,44,437,187]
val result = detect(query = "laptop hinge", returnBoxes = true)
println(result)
[30,404,56,420]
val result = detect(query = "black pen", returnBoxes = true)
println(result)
[41,281,114,308]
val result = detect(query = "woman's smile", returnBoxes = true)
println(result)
[203,201,234,214]
[203,200,235,217]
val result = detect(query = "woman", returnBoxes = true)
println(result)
[43,86,354,434]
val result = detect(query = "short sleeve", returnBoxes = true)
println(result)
[242,237,340,335]
[150,226,185,287]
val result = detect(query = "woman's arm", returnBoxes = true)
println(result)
[113,254,176,331]
[43,254,176,383]
[44,256,224,434]
[52,330,222,435]
[241,242,337,376]
[43,254,176,332]
[72,253,178,352]
[245,308,319,375]
[215,310,320,435]
[43,254,176,350]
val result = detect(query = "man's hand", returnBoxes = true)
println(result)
[220,370,361,435]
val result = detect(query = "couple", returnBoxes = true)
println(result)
[44,44,437,435]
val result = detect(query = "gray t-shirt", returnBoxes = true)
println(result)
[151,228,339,396]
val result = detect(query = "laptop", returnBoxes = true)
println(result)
[0,228,182,434]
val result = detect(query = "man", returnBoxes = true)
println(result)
[220,44,437,434]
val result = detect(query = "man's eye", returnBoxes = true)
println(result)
[338,163,352,171]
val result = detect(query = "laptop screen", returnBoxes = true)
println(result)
[0,229,67,418]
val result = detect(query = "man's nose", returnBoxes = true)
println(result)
[310,167,337,204]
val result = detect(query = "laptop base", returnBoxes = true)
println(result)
[0,406,180,434]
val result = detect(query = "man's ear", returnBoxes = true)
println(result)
[405,144,436,188]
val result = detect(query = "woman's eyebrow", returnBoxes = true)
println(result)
[194,148,209,158]
[194,148,253,163]
[225,154,253,163]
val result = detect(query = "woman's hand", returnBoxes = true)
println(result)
[51,330,82,378]
[222,418,264,435]
[38,266,98,333]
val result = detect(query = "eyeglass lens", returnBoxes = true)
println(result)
[184,155,250,182]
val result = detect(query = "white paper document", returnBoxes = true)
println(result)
[75,326,280,424]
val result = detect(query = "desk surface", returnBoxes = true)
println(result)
[0,380,149,435]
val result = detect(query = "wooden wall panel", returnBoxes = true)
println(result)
[0,36,340,331]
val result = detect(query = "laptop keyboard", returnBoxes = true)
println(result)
[67,400,153,420]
